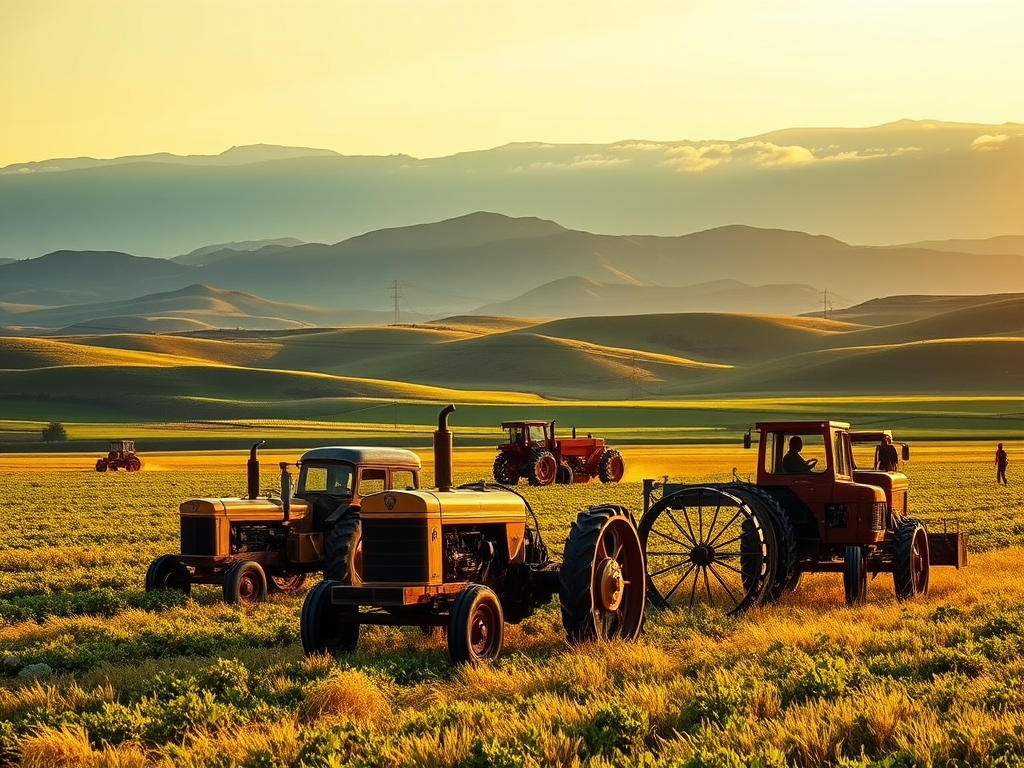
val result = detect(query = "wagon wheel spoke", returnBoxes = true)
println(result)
[648,527,691,549]
[708,564,740,608]
[688,567,701,608]
[663,507,698,546]
[712,534,743,550]
[703,566,713,605]
[711,560,747,577]
[664,562,697,602]
[707,508,743,547]
[705,503,723,547]
[697,491,706,544]
[649,558,693,578]
[646,550,692,557]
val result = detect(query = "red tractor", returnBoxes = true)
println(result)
[640,420,966,612]
[95,440,141,472]
[492,420,624,486]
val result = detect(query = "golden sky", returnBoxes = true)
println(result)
[1,0,1021,166]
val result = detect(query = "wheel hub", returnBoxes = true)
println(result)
[596,558,624,611]
[691,544,715,567]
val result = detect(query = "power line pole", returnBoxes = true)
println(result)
[390,280,400,325]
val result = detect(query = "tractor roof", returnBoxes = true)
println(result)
[850,429,894,443]
[500,420,551,428]
[755,420,851,432]
[299,446,421,468]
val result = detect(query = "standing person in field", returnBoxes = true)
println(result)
[875,434,899,472]
[996,443,1009,485]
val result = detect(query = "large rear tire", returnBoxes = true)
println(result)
[526,450,557,486]
[448,584,504,664]
[301,580,359,655]
[492,453,520,485]
[597,450,625,483]
[145,555,191,595]
[223,560,268,605]
[893,518,930,599]
[725,484,797,601]
[323,508,362,584]
[560,505,646,642]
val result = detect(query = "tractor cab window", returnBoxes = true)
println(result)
[392,469,417,490]
[508,426,527,444]
[528,425,547,444]
[359,468,386,496]
[298,463,355,497]
[833,432,851,477]
[766,432,828,475]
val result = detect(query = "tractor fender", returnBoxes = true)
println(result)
[324,503,359,528]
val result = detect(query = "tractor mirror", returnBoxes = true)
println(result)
[902,444,910,461]
[743,430,752,450]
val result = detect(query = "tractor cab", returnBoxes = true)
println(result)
[500,421,553,451]
[109,440,134,456]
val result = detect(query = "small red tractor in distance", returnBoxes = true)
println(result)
[492,420,624,486]
[301,405,646,665]
[145,442,421,604]
[95,440,141,472]
[640,420,967,612]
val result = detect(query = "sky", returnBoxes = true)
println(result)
[1,0,1022,167]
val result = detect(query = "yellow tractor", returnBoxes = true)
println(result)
[301,405,647,664]
[146,443,421,604]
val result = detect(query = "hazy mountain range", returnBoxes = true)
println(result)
[2,212,1023,332]
[2,120,1022,259]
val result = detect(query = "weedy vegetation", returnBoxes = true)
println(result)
[1,445,1023,767]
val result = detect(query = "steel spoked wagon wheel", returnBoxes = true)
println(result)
[843,545,867,606]
[598,450,625,483]
[639,487,770,615]
[301,580,359,655]
[268,572,308,593]
[561,505,646,642]
[448,584,504,664]
[323,508,363,585]
[145,554,192,595]
[893,519,930,599]
[223,560,268,605]
[492,453,520,485]
[527,450,558,486]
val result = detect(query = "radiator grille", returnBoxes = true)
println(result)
[870,502,888,531]
[361,518,430,583]
[181,517,217,555]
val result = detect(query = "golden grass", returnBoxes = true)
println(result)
[298,669,390,723]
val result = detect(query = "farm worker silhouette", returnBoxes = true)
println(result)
[782,436,816,473]
[996,443,1009,485]
[875,435,899,471]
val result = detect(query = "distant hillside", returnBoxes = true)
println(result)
[2,120,1023,259]
[819,293,1024,326]
[473,277,824,317]
[899,236,1024,257]
[173,238,307,266]
[0,283,392,334]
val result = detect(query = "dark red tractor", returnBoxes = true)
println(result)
[640,420,967,612]
[492,420,624,486]
[95,440,141,472]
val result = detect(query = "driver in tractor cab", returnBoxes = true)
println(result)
[782,436,816,473]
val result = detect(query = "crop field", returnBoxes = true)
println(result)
[1,444,1023,767]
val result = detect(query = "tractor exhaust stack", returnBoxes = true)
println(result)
[247,440,265,499]
[434,404,456,492]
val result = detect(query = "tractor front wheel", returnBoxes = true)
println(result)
[893,519,930,599]
[556,463,574,484]
[561,505,646,643]
[95,459,107,472]
[598,450,624,483]
[301,580,359,655]
[323,508,362,584]
[145,555,191,595]
[448,584,504,664]
[223,560,268,605]
[527,450,557,486]
[843,545,867,606]
[492,453,520,485]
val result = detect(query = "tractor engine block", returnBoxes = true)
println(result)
[230,523,286,555]
[443,529,496,582]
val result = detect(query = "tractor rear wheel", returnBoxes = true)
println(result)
[268,573,308,593]
[893,519,930,599]
[725,484,798,601]
[639,487,770,614]
[526,450,557,486]
[556,463,574,484]
[145,555,191,595]
[223,560,268,605]
[492,453,520,485]
[128,457,141,471]
[323,508,362,584]
[560,505,646,642]
[448,584,504,664]
[843,545,867,605]
[301,580,359,655]
[597,450,625,483]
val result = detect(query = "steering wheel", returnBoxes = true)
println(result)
[806,458,818,469]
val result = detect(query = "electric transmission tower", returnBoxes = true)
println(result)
[389,280,401,325]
